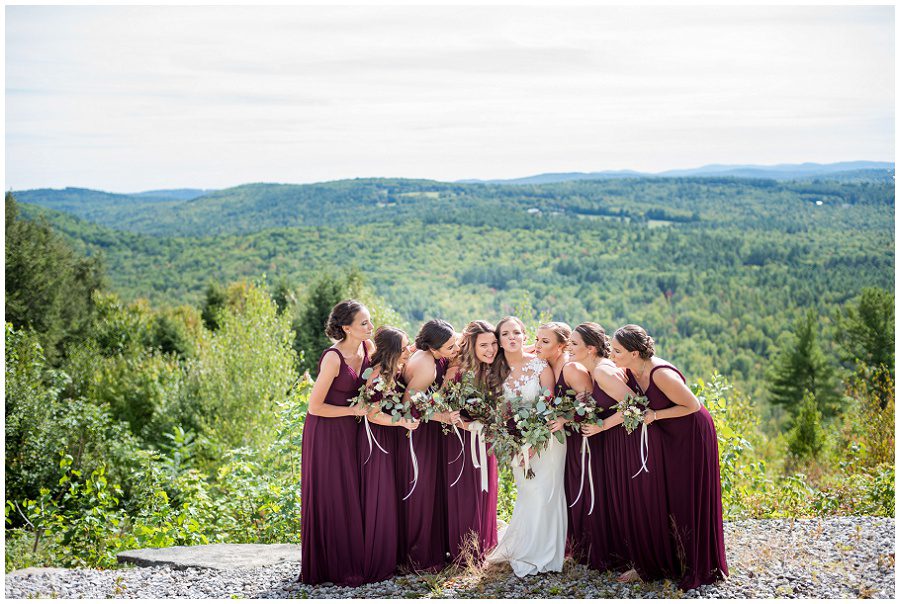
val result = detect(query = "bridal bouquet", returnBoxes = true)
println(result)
[507,388,567,478]
[614,393,650,434]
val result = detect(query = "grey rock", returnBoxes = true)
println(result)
[116,543,301,571]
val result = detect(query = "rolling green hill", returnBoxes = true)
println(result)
[14,177,893,236]
[15,175,894,403]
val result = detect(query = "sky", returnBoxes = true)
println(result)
[5,5,895,192]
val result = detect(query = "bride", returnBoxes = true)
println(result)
[486,316,568,577]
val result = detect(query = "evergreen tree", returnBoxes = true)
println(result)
[200,281,226,331]
[836,287,894,375]
[5,193,105,362]
[787,390,826,459]
[292,273,353,376]
[271,277,297,316]
[767,309,839,415]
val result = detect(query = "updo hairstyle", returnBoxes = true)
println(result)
[415,319,455,352]
[325,299,364,341]
[538,321,572,345]
[574,322,611,358]
[613,324,656,359]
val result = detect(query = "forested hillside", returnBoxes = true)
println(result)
[15,177,894,405]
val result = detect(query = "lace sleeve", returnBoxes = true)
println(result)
[526,357,549,379]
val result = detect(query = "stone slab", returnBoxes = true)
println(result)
[116,543,302,571]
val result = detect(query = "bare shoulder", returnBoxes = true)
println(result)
[405,351,435,387]
[407,350,433,370]
[593,360,618,377]
[653,363,686,386]
[363,338,376,354]
[563,361,590,379]
[318,349,341,375]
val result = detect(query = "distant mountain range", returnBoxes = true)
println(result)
[129,188,214,201]
[459,161,894,185]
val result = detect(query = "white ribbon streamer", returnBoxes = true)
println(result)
[468,422,489,492]
[448,424,466,488]
[569,437,592,511]
[449,424,465,464]
[586,440,595,515]
[631,422,650,479]
[521,443,532,477]
[402,429,419,501]
[363,415,388,465]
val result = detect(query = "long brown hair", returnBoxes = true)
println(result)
[370,326,407,390]
[459,320,502,397]
[491,316,527,387]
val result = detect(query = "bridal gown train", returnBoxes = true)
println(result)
[486,357,567,577]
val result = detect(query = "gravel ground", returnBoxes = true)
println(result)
[5,517,894,599]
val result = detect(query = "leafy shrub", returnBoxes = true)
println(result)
[181,281,298,460]
[5,323,141,508]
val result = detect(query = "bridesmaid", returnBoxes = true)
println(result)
[359,326,420,583]
[444,320,500,564]
[561,323,615,567]
[574,323,636,575]
[533,322,591,564]
[398,319,460,573]
[610,324,728,590]
[300,300,374,587]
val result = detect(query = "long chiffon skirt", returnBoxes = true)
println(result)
[446,427,499,563]
[359,422,401,583]
[396,422,448,573]
[657,409,729,590]
[564,430,591,564]
[300,414,366,586]
[624,410,728,590]
[589,427,632,572]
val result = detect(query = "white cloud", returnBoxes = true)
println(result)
[5,5,894,191]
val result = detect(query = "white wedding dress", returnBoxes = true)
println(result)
[486,356,567,577]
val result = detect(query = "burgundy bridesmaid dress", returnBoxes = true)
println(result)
[626,365,728,591]
[445,373,499,564]
[560,370,589,564]
[585,380,626,572]
[300,345,370,586]
[358,373,405,583]
[590,379,635,574]
[396,358,450,573]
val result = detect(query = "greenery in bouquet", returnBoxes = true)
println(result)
[550,389,600,435]
[408,388,443,424]
[352,367,416,425]
[505,388,569,478]
[614,393,650,434]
